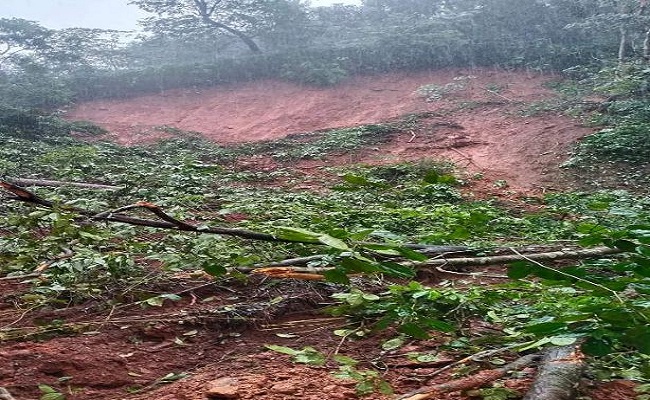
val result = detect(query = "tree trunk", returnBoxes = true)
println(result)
[522,345,585,400]
[193,0,261,53]
[619,26,628,64]
[202,18,261,53]
[643,28,650,61]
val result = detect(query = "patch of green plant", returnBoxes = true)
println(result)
[0,107,103,141]
[562,62,650,191]
[38,384,66,400]
[229,124,396,161]
[3,121,647,310]
[328,283,483,339]
[575,124,650,163]
[280,60,348,87]
[327,217,650,379]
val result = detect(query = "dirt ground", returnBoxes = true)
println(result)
[1,69,637,400]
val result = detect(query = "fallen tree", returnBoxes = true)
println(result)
[5,177,125,191]
[0,179,625,279]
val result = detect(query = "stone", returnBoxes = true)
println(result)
[270,382,298,395]
[205,377,240,399]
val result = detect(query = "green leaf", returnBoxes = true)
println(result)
[264,344,300,356]
[39,385,58,394]
[39,385,65,400]
[549,335,579,346]
[378,380,394,395]
[203,264,226,277]
[293,347,326,366]
[420,318,455,333]
[348,229,374,241]
[318,234,350,251]
[414,353,440,363]
[395,247,429,262]
[377,261,415,278]
[637,244,650,257]
[323,269,350,284]
[518,337,552,351]
[507,261,533,279]
[398,323,430,339]
[624,327,650,354]
[524,322,567,335]
[333,355,358,366]
[582,337,613,356]
[339,257,379,273]
[275,227,320,243]
[381,337,406,351]
[342,173,373,186]
[613,239,638,252]
[41,394,65,400]
[355,380,375,396]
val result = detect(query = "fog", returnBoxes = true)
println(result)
[1,0,362,30]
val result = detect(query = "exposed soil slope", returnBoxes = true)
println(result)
[67,69,594,193]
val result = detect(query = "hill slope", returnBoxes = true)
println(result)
[68,69,593,193]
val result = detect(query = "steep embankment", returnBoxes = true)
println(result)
[67,69,594,193]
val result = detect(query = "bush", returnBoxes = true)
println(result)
[281,60,348,87]
[0,106,105,140]
[578,124,650,163]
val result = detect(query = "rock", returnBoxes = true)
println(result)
[270,382,298,395]
[205,377,240,399]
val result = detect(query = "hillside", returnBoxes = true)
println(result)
[67,69,593,194]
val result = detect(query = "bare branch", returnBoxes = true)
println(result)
[7,177,124,191]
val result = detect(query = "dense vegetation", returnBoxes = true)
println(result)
[1,0,650,397]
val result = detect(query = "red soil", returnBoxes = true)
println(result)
[67,69,594,194]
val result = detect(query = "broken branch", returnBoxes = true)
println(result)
[396,352,541,400]
[6,177,124,191]
[408,247,622,268]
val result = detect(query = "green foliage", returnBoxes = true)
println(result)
[332,355,393,396]
[232,124,395,161]
[559,62,650,191]
[326,210,650,378]
[264,344,326,366]
[0,122,606,305]
[329,283,480,339]
[38,384,65,400]
[0,108,100,140]
[281,60,348,86]
[577,124,650,163]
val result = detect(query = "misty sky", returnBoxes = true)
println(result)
[1,0,362,30]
